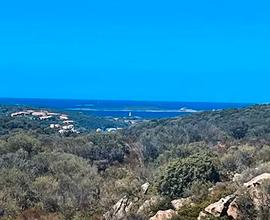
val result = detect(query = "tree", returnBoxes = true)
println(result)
[6,133,40,155]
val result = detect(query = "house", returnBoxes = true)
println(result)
[59,129,65,134]
[63,125,74,130]
[32,111,47,117]
[47,112,59,116]
[49,124,61,129]
[63,120,74,124]
[96,128,102,133]
[39,116,53,120]
[60,115,69,120]
[106,128,117,132]
[11,111,28,117]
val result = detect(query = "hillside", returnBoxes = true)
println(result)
[0,105,129,136]
[125,104,270,161]
[1,104,270,220]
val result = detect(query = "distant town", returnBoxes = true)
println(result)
[11,109,80,134]
[10,109,142,134]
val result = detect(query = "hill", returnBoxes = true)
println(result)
[1,104,270,220]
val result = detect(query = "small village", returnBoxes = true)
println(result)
[11,109,79,134]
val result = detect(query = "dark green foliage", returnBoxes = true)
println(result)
[158,153,220,198]
[230,121,249,139]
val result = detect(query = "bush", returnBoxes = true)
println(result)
[183,180,212,203]
[256,145,270,163]
[0,167,36,216]
[220,145,256,173]
[158,153,220,198]
[32,152,101,218]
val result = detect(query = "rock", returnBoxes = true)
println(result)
[104,196,133,220]
[171,197,193,210]
[197,211,210,220]
[204,195,235,217]
[149,209,177,220]
[137,196,163,215]
[227,199,245,220]
[141,182,150,194]
[243,173,270,209]
[244,173,270,188]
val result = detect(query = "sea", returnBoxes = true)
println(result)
[0,98,251,119]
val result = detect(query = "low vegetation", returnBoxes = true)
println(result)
[1,104,270,219]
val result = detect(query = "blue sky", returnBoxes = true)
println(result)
[0,0,269,103]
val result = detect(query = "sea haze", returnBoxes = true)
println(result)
[0,98,251,119]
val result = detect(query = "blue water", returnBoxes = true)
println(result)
[0,98,252,119]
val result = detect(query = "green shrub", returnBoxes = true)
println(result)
[158,153,220,198]
[184,180,212,203]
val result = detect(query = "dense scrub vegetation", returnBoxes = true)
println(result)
[158,153,220,198]
[1,104,270,219]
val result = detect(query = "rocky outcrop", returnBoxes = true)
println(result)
[105,174,270,220]
[104,196,133,220]
[149,209,177,220]
[199,173,270,220]
[244,173,270,211]
[244,173,270,188]
[204,195,235,217]
[171,197,193,210]
[227,198,245,220]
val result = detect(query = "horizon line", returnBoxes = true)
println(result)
[0,96,257,105]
